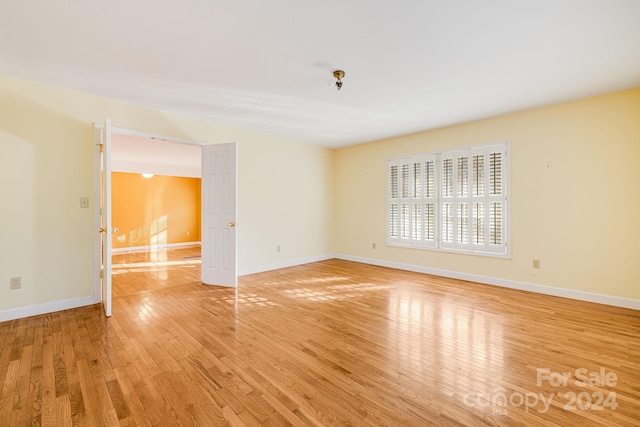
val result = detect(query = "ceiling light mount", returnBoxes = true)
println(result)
[333,70,345,90]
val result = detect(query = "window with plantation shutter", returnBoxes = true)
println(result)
[387,142,509,257]
[387,154,438,248]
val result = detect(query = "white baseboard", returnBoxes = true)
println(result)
[112,241,201,254]
[239,254,335,276]
[335,254,640,311]
[0,294,101,323]
[4,253,636,323]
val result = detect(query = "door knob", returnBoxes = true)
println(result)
[228,222,235,227]
[99,227,106,233]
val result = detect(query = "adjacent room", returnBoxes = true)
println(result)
[1,1,639,425]
[110,135,203,297]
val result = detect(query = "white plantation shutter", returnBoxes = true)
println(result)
[400,163,410,239]
[423,159,437,245]
[488,149,506,250]
[387,141,509,257]
[388,164,399,239]
[439,145,508,255]
[441,155,454,246]
[387,155,437,247]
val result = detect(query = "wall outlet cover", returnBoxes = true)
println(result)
[10,277,21,290]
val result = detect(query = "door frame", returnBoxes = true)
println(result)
[100,118,113,317]
[92,125,231,309]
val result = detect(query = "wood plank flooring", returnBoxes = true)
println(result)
[112,246,202,296]
[1,250,640,426]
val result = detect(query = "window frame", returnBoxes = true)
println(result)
[386,141,511,258]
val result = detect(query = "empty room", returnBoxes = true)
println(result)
[1,1,639,426]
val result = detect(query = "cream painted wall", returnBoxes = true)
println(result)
[334,89,640,300]
[0,75,334,313]
[239,139,334,270]
[1,73,638,317]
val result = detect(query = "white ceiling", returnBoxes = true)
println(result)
[111,134,202,177]
[1,0,639,148]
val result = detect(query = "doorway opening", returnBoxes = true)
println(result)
[110,134,203,297]
[93,123,238,317]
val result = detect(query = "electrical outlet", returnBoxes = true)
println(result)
[532,259,541,269]
[10,277,21,290]
[276,245,281,252]
[372,242,376,249]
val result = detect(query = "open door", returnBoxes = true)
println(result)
[100,118,113,316]
[201,143,237,287]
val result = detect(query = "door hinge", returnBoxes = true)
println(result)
[100,269,104,279]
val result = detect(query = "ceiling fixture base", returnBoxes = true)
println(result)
[333,70,345,90]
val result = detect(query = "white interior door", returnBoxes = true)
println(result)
[201,143,237,287]
[100,118,113,316]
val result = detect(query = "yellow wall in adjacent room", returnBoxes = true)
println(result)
[111,173,201,249]
[334,88,640,300]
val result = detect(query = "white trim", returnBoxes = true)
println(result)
[335,254,640,311]
[93,126,102,301]
[0,295,101,323]
[112,242,201,254]
[239,254,335,276]
[112,160,201,178]
[93,124,206,146]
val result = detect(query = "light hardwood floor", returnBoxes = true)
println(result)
[1,249,639,426]
[111,246,202,296]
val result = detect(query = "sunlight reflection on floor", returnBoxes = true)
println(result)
[204,292,278,308]
[284,282,390,301]
[387,289,505,396]
[112,259,201,275]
